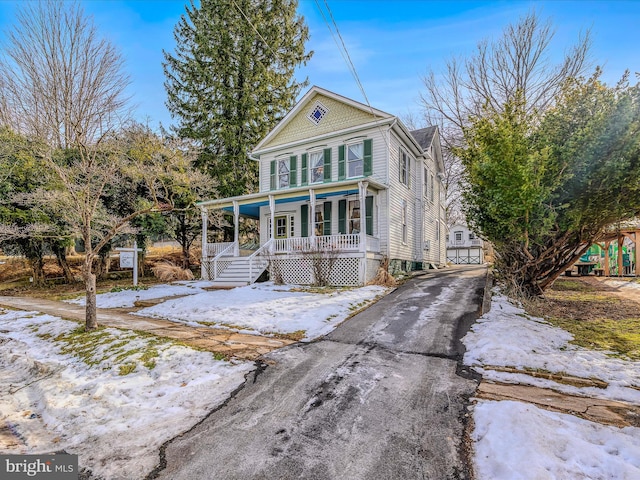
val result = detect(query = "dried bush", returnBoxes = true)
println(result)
[369,257,397,287]
[151,262,194,282]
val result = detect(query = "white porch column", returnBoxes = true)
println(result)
[233,200,240,256]
[359,181,368,253]
[359,181,368,285]
[201,207,209,280]
[309,188,316,239]
[269,194,275,253]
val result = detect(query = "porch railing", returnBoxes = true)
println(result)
[272,234,366,253]
[248,239,272,282]
[206,241,235,257]
[212,242,237,280]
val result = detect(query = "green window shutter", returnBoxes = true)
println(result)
[363,139,373,176]
[290,156,297,187]
[323,148,332,182]
[365,195,373,236]
[270,160,276,190]
[338,199,346,234]
[301,154,308,186]
[338,145,346,180]
[301,204,308,237]
[323,201,332,235]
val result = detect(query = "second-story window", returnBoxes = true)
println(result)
[310,151,324,184]
[347,143,363,177]
[278,159,290,188]
[400,149,410,186]
[454,231,462,242]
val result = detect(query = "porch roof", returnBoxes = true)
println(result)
[197,178,387,219]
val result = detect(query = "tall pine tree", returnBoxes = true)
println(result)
[163,0,312,198]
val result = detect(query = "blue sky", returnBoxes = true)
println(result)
[0,0,638,131]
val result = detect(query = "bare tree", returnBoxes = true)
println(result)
[420,10,592,225]
[28,125,194,329]
[0,2,193,330]
[0,0,130,148]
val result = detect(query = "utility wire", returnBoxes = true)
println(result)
[314,0,394,153]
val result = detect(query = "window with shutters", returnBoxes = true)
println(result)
[310,151,324,184]
[400,149,410,186]
[347,143,364,178]
[278,159,289,188]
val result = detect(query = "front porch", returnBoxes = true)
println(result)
[199,180,385,287]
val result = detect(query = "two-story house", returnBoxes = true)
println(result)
[198,86,447,286]
[446,224,484,264]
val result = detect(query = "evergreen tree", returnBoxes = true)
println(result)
[163,0,312,198]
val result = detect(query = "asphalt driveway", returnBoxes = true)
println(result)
[150,265,488,480]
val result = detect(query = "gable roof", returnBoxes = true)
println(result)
[253,86,394,153]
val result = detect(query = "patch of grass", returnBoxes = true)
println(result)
[545,316,640,361]
[110,285,149,293]
[289,286,350,294]
[270,330,306,342]
[528,278,640,361]
[551,278,595,292]
[118,363,137,376]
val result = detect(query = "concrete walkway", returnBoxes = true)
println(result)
[0,296,293,360]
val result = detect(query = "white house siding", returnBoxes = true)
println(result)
[387,131,418,270]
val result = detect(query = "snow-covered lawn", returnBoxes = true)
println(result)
[1,281,389,478]
[135,283,388,340]
[65,280,213,308]
[464,292,640,480]
[0,308,253,480]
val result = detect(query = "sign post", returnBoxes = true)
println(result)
[116,241,143,286]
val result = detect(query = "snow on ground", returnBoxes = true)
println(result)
[135,282,389,341]
[472,400,640,480]
[464,292,640,480]
[463,293,640,404]
[65,280,214,308]
[0,308,254,480]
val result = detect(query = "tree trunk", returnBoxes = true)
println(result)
[28,255,45,286]
[53,244,75,283]
[83,258,98,330]
[181,243,190,269]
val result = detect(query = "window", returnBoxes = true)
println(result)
[401,200,407,244]
[424,167,429,197]
[429,174,435,202]
[454,231,462,242]
[275,216,287,238]
[278,159,289,188]
[314,209,324,236]
[400,149,410,186]
[310,151,324,184]
[469,233,476,240]
[348,200,361,234]
[436,221,440,241]
[347,143,364,177]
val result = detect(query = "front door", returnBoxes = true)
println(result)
[275,215,288,239]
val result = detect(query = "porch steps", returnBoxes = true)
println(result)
[210,257,268,288]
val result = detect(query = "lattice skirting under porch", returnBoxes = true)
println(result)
[270,256,362,286]
[201,259,232,280]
